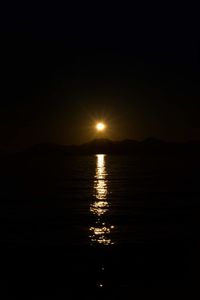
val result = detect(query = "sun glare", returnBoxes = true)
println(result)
[96,122,106,131]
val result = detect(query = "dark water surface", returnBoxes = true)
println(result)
[0,154,199,298]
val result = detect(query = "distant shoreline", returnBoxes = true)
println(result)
[1,138,199,158]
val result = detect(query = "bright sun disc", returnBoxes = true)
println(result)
[96,122,105,131]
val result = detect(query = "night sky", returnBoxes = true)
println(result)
[1,2,200,150]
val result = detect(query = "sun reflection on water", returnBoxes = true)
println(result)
[89,154,115,246]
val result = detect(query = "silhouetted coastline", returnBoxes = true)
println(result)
[14,138,200,157]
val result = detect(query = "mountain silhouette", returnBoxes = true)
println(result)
[20,138,200,156]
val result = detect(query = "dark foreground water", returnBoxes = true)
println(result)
[0,154,199,299]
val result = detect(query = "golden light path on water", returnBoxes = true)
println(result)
[89,154,115,245]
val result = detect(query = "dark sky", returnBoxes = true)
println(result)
[1,2,200,149]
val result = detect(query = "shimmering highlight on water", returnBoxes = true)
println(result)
[89,154,115,245]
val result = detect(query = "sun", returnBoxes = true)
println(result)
[96,122,106,131]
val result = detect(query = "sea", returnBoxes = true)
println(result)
[0,154,199,298]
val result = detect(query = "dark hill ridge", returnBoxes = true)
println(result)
[21,138,200,156]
